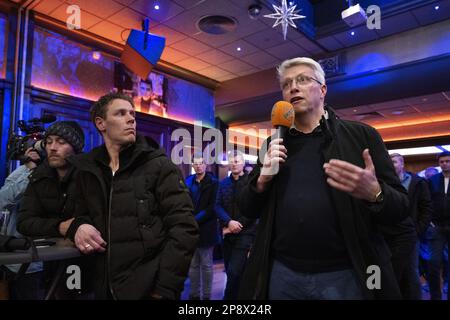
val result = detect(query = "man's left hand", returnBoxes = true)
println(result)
[323,149,381,202]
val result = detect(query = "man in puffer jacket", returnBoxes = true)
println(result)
[66,92,199,300]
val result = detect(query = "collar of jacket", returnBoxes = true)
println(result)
[228,172,247,183]
[29,159,75,184]
[186,172,216,189]
[407,172,424,192]
[68,135,166,175]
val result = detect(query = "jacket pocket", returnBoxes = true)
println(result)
[138,220,165,257]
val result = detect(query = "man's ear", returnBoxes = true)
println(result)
[321,84,327,99]
[95,117,106,132]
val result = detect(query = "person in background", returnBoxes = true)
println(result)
[17,121,91,299]
[425,167,439,180]
[185,154,220,300]
[387,153,432,299]
[427,151,450,300]
[215,150,257,300]
[0,148,44,300]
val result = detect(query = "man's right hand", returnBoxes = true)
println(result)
[257,138,287,192]
[228,220,243,233]
[74,224,107,254]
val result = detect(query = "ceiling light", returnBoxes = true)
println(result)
[92,51,102,60]
[434,5,440,10]
[237,47,242,51]
[388,146,443,156]
[154,4,160,10]
[350,31,355,36]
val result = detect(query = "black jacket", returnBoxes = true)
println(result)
[379,173,432,246]
[66,135,199,300]
[17,160,78,237]
[239,107,409,300]
[408,173,433,235]
[428,173,450,225]
[215,173,257,236]
[185,172,220,247]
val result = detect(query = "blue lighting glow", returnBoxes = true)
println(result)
[350,31,355,36]
[154,4,160,10]
[434,5,439,10]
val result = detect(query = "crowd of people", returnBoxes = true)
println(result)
[0,56,449,300]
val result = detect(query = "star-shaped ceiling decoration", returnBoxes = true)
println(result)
[264,0,306,40]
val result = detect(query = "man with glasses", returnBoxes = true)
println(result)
[239,57,409,300]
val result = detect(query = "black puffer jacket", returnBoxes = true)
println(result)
[66,135,199,300]
[17,161,78,237]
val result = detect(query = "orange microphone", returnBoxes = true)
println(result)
[271,101,294,140]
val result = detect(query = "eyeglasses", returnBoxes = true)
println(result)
[281,74,323,91]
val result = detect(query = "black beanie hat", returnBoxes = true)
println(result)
[44,121,85,153]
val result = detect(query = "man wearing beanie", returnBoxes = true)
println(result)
[17,120,94,299]
[65,92,198,300]
[18,120,84,237]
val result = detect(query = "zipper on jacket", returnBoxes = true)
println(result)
[107,170,117,300]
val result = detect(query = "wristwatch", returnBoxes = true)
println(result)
[373,188,384,203]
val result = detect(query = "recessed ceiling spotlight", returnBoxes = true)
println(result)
[92,51,102,60]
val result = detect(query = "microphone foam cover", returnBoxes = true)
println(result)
[271,101,294,128]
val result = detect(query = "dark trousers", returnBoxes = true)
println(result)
[396,240,422,299]
[1,267,45,300]
[428,226,450,300]
[387,236,422,299]
[222,234,254,300]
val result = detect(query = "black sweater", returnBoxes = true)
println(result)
[273,129,350,273]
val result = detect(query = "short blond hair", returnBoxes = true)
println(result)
[277,57,325,84]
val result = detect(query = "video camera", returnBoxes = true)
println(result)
[6,115,56,162]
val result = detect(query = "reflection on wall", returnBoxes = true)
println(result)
[115,62,214,126]
[31,26,114,101]
[114,62,168,118]
[0,13,7,79]
[30,26,214,127]
[133,72,167,117]
[166,77,215,128]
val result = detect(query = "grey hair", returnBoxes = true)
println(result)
[390,153,404,163]
[277,57,326,85]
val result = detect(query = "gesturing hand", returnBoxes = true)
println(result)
[323,149,381,202]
